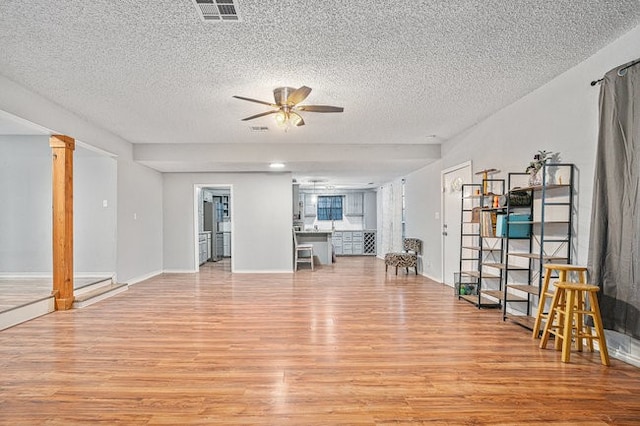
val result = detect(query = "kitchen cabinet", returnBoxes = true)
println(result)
[198,234,208,265]
[205,232,212,261]
[344,192,364,216]
[333,230,376,256]
[304,193,316,217]
[332,231,343,254]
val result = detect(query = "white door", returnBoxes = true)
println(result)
[441,162,472,286]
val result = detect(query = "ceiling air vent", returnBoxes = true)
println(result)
[249,126,269,132]
[193,0,241,21]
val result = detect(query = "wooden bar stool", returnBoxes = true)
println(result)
[539,282,610,366]
[532,264,588,340]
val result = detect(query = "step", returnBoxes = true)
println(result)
[0,295,55,331]
[73,282,128,309]
[74,277,114,295]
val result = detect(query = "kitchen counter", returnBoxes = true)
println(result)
[295,231,333,265]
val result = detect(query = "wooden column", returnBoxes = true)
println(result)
[50,135,75,310]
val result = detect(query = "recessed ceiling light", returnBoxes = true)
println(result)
[269,162,285,169]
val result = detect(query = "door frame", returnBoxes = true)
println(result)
[440,161,472,286]
[193,184,234,272]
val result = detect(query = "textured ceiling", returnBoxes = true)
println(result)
[1,0,640,187]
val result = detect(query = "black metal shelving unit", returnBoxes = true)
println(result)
[457,179,505,308]
[502,163,575,329]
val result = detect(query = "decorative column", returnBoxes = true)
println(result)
[50,135,75,310]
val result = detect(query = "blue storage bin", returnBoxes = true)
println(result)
[496,213,531,238]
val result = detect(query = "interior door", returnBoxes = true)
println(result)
[441,162,472,286]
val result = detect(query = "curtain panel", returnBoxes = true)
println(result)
[588,59,640,338]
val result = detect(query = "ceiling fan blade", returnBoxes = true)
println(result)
[296,105,344,113]
[286,86,312,105]
[241,110,279,121]
[289,112,305,127]
[232,95,277,108]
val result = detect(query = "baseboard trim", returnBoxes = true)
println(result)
[0,297,55,331]
[126,270,163,285]
[0,273,52,278]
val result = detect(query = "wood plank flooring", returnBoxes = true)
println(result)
[1,257,639,425]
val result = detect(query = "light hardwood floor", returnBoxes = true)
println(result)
[1,257,639,425]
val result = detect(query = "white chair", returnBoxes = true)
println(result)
[293,230,314,271]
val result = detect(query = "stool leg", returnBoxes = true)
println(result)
[540,289,562,349]
[395,266,398,275]
[533,268,553,338]
[561,288,577,363]
[588,292,610,366]
[554,288,567,351]
[578,270,587,283]
[574,290,584,352]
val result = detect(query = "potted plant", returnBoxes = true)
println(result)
[526,150,553,186]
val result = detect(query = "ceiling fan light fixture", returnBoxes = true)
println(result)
[289,112,303,127]
[274,110,287,126]
[234,85,342,130]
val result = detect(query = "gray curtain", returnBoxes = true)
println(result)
[588,59,640,339]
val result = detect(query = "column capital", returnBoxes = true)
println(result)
[50,134,75,150]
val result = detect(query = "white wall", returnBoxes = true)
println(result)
[75,146,117,275]
[403,23,640,366]
[163,172,293,273]
[404,160,443,280]
[0,75,164,284]
[376,179,403,256]
[116,159,163,283]
[0,136,119,276]
[0,136,51,274]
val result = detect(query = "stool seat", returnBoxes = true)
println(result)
[539,282,610,366]
[532,264,588,339]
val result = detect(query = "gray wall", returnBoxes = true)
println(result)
[116,159,163,283]
[75,146,117,275]
[0,136,118,276]
[163,172,293,273]
[0,75,164,284]
[0,136,51,274]
[404,160,443,280]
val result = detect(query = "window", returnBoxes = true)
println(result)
[317,195,343,220]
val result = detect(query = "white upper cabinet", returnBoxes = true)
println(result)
[304,193,316,216]
[344,192,364,216]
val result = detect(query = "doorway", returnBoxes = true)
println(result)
[441,161,472,286]
[196,185,232,271]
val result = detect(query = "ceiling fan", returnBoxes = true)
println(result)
[233,86,344,127]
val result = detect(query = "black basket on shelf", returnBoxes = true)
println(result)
[454,272,478,296]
